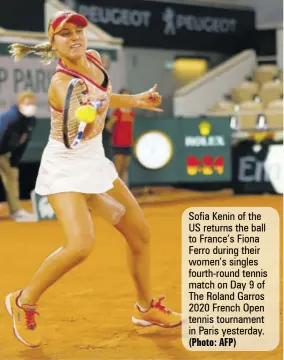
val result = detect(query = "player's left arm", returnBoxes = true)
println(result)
[87,50,162,112]
[110,84,163,112]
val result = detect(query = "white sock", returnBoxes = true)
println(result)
[17,296,22,308]
[136,303,149,312]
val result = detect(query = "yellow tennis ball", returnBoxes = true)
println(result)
[75,105,97,123]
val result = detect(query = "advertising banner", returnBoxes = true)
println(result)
[130,118,180,185]
[179,118,232,182]
[67,0,255,53]
[31,190,56,221]
[232,139,284,194]
[130,116,232,185]
[0,44,55,118]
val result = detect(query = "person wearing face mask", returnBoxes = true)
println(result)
[0,91,37,221]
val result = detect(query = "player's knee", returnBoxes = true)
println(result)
[67,236,94,263]
[68,245,93,263]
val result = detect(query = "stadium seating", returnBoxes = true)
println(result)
[259,81,283,108]
[210,63,283,132]
[253,64,279,85]
[265,99,283,130]
[238,100,264,131]
[231,81,259,103]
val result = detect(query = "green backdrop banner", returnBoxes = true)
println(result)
[22,119,50,162]
[130,118,180,183]
[22,116,232,185]
[130,116,232,184]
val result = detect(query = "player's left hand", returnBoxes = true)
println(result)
[134,84,163,112]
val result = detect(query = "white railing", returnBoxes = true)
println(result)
[0,27,48,44]
[174,49,257,117]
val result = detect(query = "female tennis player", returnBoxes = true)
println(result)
[6,11,181,348]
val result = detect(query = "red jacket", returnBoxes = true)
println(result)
[112,108,135,147]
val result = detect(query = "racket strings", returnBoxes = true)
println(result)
[50,82,88,143]
[51,79,106,146]
[50,111,64,141]
[67,83,89,143]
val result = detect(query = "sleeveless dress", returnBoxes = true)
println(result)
[35,53,118,196]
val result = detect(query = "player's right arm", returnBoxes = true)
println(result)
[48,72,109,116]
[48,72,73,111]
[48,74,97,123]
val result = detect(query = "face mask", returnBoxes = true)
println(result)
[19,105,37,117]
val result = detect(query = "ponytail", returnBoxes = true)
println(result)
[9,42,57,65]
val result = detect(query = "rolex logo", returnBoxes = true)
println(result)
[198,121,211,136]
[185,121,225,147]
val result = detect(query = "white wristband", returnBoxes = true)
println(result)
[91,101,102,110]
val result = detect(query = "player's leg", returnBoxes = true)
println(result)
[109,179,181,327]
[89,178,182,328]
[21,192,94,303]
[6,192,94,347]
[89,178,151,308]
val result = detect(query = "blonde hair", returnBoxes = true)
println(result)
[17,91,36,105]
[9,11,66,65]
[9,42,57,65]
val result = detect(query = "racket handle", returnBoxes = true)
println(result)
[91,100,102,110]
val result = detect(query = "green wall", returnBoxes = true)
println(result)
[23,116,232,185]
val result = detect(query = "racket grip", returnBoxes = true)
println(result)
[91,100,102,110]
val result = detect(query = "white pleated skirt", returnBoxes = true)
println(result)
[35,134,118,196]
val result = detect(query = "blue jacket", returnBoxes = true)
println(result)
[0,104,36,164]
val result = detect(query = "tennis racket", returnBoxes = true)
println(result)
[63,78,102,149]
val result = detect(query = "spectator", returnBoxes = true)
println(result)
[0,91,37,221]
[106,88,135,186]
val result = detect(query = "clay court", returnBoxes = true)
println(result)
[0,191,282,360]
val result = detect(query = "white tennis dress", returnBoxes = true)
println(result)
[35,53,118,196]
